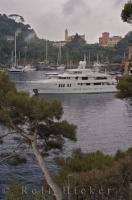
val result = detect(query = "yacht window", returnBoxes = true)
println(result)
[94,83,101,85]
[75,77,78,80]
[95,77,107,80]
[78,83,90,86]
[59,84,65,87]
[82,77,88,80]
[59,77,67,80]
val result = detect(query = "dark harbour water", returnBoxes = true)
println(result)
[0,71,132,198]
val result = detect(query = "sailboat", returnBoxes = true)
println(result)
[9,31,24,72]
[56,45,65,71]
[38,39,53,70]
[93,54,105,69]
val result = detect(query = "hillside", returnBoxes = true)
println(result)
[0,14,57,66]
[0,13,131,67]
[0,14,37,65]
[116,31,132,59]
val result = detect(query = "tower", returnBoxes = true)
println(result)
[65,29,68,41]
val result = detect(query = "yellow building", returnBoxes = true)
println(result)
[107,36,122,47]
[53,29,86,47]
[99,32,122,47]
[65,29,85,42]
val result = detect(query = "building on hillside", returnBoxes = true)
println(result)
[53,41,66,48]
[107,36,122,47]
[65,29,85,42]
[99,32,109,47]
[99,32,122,47]
[53,29,86,47]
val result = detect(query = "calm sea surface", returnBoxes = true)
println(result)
[0,71,132,198]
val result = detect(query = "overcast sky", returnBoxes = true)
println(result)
[0,0,131,43]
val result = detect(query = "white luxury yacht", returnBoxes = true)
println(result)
[33,60,117,95]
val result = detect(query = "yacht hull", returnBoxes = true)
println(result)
[33,86,117,95]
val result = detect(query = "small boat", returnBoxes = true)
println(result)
[23,65,36,72]
[56,64,65,71]
[9,66,24,72]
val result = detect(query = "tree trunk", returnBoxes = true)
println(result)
[32,139,63,200]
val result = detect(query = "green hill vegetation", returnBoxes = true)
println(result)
[0,13,131,67]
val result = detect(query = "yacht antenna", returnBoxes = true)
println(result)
[14,32,17,67]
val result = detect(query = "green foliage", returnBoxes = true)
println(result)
[55,148,132,200]
[121,1,132,24]
[7,179,25,200]
[117,75,132,98]
[114,149,126,161]
[0,72,76,152]
[0,14,36,65]
[56,149,114,176]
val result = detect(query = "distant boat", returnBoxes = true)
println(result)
[57,64,65,71]
[93,62,104,68]
[23,64,36,72]
[45,72,59,79]
[93,54,105,69]
[9,66,24,72]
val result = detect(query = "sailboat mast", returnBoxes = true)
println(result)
[45,39,48,64]
[59,45,61,65]
[11,51,14,67]
[97,53,99,63]
[88,51,91,67]
[14,32,17,67]
[57,45,62,66]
